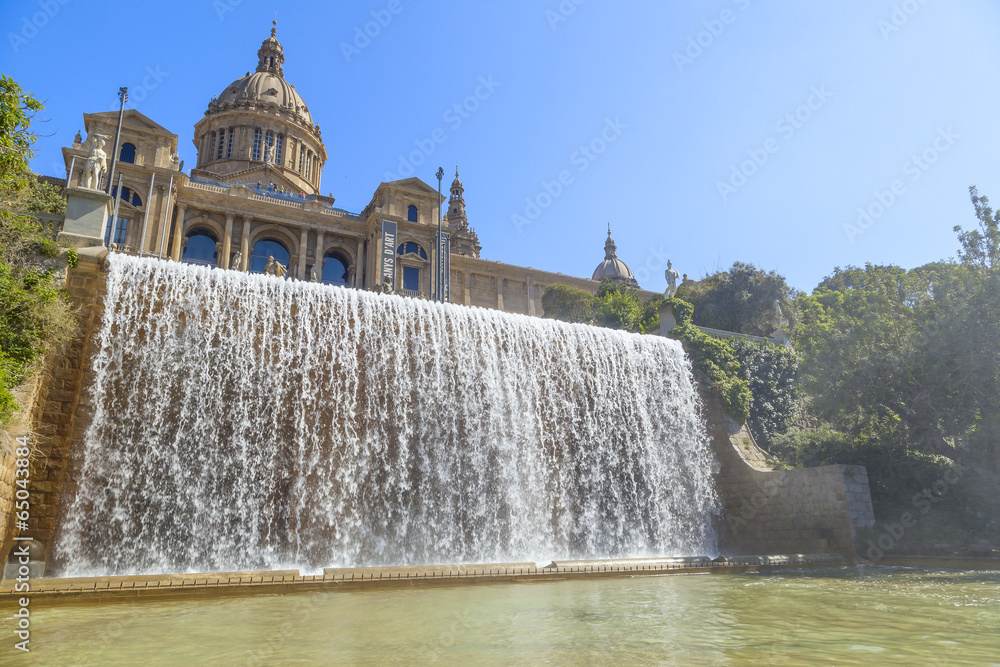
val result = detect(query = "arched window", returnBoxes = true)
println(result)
[275,134,284,165]
[407,205,418,222]
[119,143,136,164]
[252,129,262,161]
[250,238,290,275]
[111,186,142,208]
[321,251,350,285]
[226,128,234,158]
[182,230,218,268]
[397,242,427,259]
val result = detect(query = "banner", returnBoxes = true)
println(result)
[436,231,450,302]
[380,221,397,289]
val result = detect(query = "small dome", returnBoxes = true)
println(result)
[592,228,639,288]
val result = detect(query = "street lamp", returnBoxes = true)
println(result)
[435,166,444,302]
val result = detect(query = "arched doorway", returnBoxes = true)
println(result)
[321,251,350,286]
[250,238,291,275]
[182,230,218,268]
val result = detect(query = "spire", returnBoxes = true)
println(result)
[604,224,617,260]
[256,20,285,78]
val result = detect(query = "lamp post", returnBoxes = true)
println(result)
[435,166,444,302]
[105,87,128,195]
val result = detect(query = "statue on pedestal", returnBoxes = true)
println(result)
[309,266,318,283]
[264,255,276,276]
[664,260,680,298]
[231,251,242,271]
[81,135,109,190]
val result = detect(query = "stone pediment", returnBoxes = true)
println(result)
[85,110,176,138]
[384,177,439,198]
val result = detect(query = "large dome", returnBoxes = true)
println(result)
[215,71,313,127]
[592,229,640,288]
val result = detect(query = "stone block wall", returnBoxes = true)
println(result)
[700,388,876,557]
[0,248,108,569]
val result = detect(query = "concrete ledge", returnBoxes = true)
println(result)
[0,554,845,606]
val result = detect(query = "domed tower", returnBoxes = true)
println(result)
[192,21,327,194]
[444,167,481,258]
[592,226,639,288]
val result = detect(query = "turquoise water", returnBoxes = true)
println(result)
[2,566,998,665]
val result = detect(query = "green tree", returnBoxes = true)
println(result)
[675,261,799,337]
[541,284,593,323]
[726,337,798,450]
[0,75,75,424]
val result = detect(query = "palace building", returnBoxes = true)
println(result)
[57,23,652,315]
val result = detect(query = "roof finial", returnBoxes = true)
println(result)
[456,164,459,178]
[272,12,277,37]
[607,222,611,237]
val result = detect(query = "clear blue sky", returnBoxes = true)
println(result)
[4,0,999,293]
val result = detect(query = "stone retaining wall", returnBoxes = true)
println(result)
[700,388,876,557]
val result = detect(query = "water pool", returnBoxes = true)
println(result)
[3,566,997,665]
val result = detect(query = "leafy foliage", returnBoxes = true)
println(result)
[726,337,798,450]
[0,76,75,424]
[675,261,799,337]
[541,283,593,323]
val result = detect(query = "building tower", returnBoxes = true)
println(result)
[444,167,481,258]
[191,21,328,194]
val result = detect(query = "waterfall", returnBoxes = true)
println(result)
[53,254,718,576]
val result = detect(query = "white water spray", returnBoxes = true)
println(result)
[54,254,718,576]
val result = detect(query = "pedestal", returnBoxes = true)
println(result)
[57,186,111,247]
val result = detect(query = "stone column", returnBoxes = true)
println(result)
[527,276,535,317]
[221,212,234,270]
[464,272,472,306]
[297,226,309,279]
[169,203,187,261]
[315,228,325,278]
[240,214,252,271]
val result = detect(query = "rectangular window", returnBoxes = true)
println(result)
[298,147,304,173]
[226,128,234,158]
[304,151,311,179]
[403,266,419,292]
[216,131,225,160]
[104,216,129,246]
[275,135,283,165]
[252,129,262,161]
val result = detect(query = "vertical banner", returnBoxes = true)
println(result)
[436,231,451,302]
[380,220,397,289]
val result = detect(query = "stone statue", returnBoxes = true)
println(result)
[264,255,276,276]
[81,135,108,190]
[263,141,271,163]
[274,260,287,278]
[231,251,242,271]
[773,300,789,329]
[664,260,680,298]
[309,266,318,282]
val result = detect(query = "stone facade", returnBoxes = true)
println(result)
[56,24,653,314]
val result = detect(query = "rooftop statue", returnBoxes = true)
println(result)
[664,260,680,298]
[81,135,109,190]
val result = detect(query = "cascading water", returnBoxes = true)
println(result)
[53,254,718,576]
